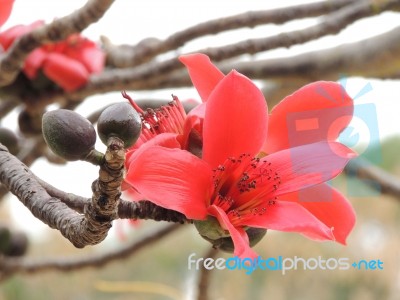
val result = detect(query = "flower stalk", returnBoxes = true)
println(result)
[89,136,125,223]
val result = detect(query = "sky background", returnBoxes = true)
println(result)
[2,0,400,238]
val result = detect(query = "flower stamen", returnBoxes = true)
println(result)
[210,153,280,225]
[122,92,187,149]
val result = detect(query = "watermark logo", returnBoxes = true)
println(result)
[188,253,384,275]
[285,78,381,198]
[337,78,381,165]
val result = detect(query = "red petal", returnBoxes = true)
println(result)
[209,205,258,259]
[125,132,181,169]
[125,146,212,219]
[43,53,89,91]
[265,81,353,153]
[0,24,21,50]
[278,183,355,244]
[203,71,268,168]
[0,20,43,50]
[243,201,335,241]
[180,103,206,149]
[187,101,206,120]
[179,53,224,102]
[0,0,14,27]
[266,141,356,196]
[65,45,105,74]
[80,47,105,74]
[24,48,47,79]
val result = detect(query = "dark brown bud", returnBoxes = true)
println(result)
[97,102,141,148]
[0,225,28,257]
[0,127,19,155]
[18,110,43,136]
[42,109,96,161]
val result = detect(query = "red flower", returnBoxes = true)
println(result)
[121,93,190,199]
[123,55,225,170]
[125,67,356,258]
[122,93,188,151]
[0,21,105,91]
[179,54,356,246]
[0,0,14,27]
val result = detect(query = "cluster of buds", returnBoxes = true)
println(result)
[42,102,142,162]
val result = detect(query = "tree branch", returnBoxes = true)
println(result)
[0,223,181,281]
[0,140,123,248]
[345,158,400,200]
[0,99,17,119]
[232,26,400,81]
[197,247,219,300]
[22,0,400,111]
[104,0,355,68]
[197,0,400,61]
[35,174,189,223]
[0,0,115,86]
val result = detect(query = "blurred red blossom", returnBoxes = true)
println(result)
[0,20,105,91]
[0,0,14,27]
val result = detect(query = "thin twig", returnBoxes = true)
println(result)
[345,158,400,200]
[0,99,17,119]
[0,223,181,281]
[36,175,189,223]
[197,247,219,300]
[117,200,188,223]
[105,0,355,68]
[231,25,400,81]
[23,0,400,110]
[198,0,400,61]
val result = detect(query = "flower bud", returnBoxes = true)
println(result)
[97,102,141,148]
[0,225,11,253]
[194,217,267,253]
[194,217,230,240]
[211,227,267,253]
[0,127,19,155]
[42,109,96,161]
[18,110,42,136]
[0,225,28,257]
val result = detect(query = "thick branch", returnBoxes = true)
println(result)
[0,224,181,281]
[0,0,115,86]
[0,140,120,248]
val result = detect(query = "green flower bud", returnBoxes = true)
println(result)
[210,227,267,253]
[97,102,142,148]
[194,217,267,253]
[42,109,96,161]
[194,217,231,240]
